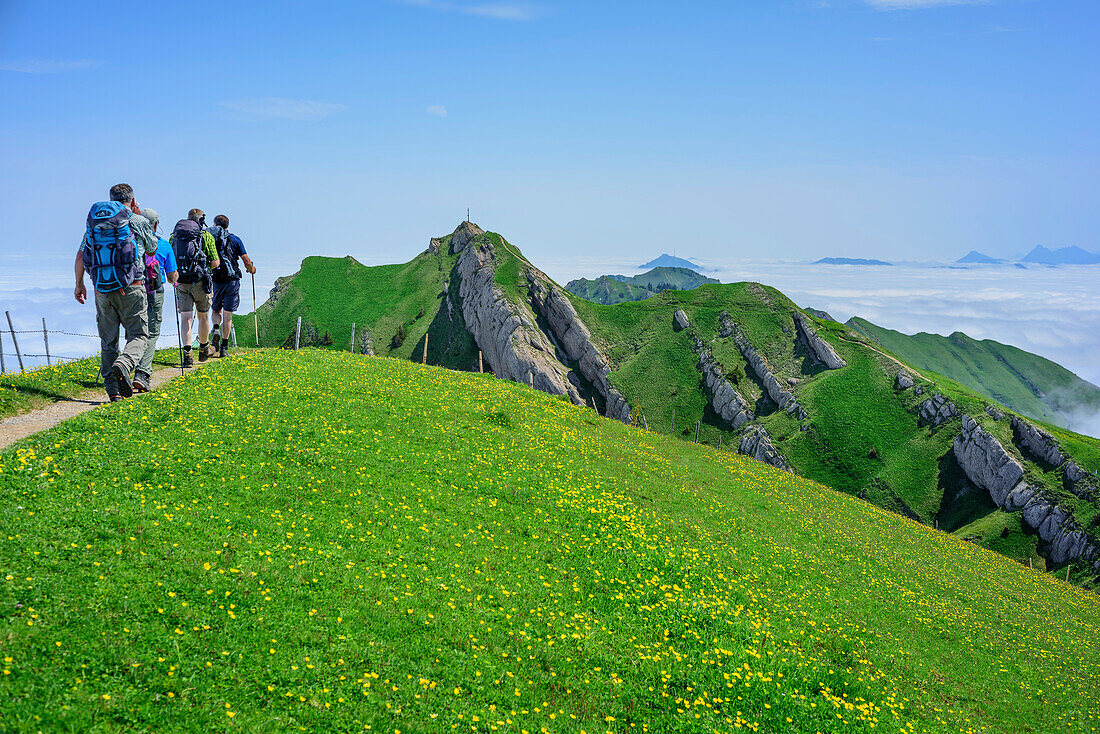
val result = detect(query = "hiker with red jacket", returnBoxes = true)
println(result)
[207,214,256,358]
[74,183,158,401]
[170,208,220,367]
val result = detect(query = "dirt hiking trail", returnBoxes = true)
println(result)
[0,363,206,451]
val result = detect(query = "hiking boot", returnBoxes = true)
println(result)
[111,362,133,398]
[219,342,229,359]
[198,342,210,362]
[109,394,124,403]
[182,348,194,369]
[133,372,151,393]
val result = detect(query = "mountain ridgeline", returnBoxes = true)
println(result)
[565,266,718,305]
[243,222,1100,580]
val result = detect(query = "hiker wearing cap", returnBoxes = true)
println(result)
[133,208,179,392]
[207,214,256,358]
[74,183,158,401]
[170,208,220,367]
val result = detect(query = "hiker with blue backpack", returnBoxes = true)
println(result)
[74,183,159,401]
[207,214,256,359]
[170,209,220,368]
[132,208,179,393]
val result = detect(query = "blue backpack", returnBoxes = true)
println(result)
[82,201,139,293]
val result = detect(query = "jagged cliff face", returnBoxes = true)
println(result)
[450,222,630,422]
[954,415,1099,569]
[793,313,847,369]
[726,314,808,421]
[451,223,584,404]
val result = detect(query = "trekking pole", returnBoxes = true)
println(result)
[172,285,184,376]
[251,272,259,347]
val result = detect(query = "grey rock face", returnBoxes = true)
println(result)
[694,344,753,429]
[358,329,375,356]
[426,237,445,255]
[525,268,632,423]
[673,309,690,332]
[727,315,808,421]
[895,371,915,390]
[793,312,847,369]
[1065,462,1097,499]
[738,426,790,471]
[1011,416,1065,466]
[953,415,1025,506]
[449,221,484,254]
[914,385,924,396]
[984,405,1005,421]
[953,414,1099,569]
[918,395,957,427]
[453,225,584,406]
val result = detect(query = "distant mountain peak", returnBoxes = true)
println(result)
[639,254,708,271]
[1020,245,1100,265]
[957,250,1004,264]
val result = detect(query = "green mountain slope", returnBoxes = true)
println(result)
[565,266,718,304]
[2,350,1098,732]
[240,224,1100,577]
[846,316,1100,434]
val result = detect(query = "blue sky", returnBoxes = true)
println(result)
[1,0,1097,273]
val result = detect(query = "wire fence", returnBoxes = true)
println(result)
[0,308,233,376]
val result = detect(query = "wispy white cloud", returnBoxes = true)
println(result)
[426,104,448,117]
[392,0,541,21]
[0,58,96,74]
[865,0,989,9]
[219,97,347,121]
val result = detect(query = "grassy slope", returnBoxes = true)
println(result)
[2,349,1098,732]
[847,316,1100,433]
[237,242,478,371]
[566,267,718,305]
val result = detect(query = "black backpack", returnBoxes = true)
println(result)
[172,219,207,284]
[208,225,240,283]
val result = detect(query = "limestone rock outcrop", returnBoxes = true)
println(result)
[692,337,753,429]
[953,415,1099,569]
[1011,416,1064,466]
[726,315,807,420]
[673,309,690,332]
[525,268,632,423]
[793,312,847,369]
[918,395,957,427]
[895,371,914,390]
[739,426,790,471]
[985,405,1005,421]
[452,223,584,405]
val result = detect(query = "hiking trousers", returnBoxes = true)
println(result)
[95,282,148,395]
[136,288,165,380]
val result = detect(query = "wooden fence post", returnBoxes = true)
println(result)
[694,421,700,443]
[5,311,24,372]
[1066,564,1072,582]
[423,333,428,364]
[350,322,356,353]
[641,415,648,430]
[42,318,51,366]
[478,351,483,373]
[718,435,722,450]
[294,316,302,350]
[0,331,5,374]
[670,409,676,435]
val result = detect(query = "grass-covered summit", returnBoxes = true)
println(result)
[240,224,1100,578]
[2,349,1099,732]
[565,266,718,304]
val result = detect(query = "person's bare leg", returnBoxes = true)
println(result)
[221,311,234,338]
[180,310,194,347]
[197,311,210,345]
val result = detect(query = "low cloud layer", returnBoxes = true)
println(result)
[220,98,347,121]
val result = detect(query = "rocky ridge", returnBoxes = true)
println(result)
[451,223,584,405]
[918,395,957,427]
[723,313,808,421]
[739,426,790,471]
[1011,416,1097,499]
[690,334,753,430]
[953,415,1099,569]
[793,313,847,369]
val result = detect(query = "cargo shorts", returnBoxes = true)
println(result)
[175,280,211,313]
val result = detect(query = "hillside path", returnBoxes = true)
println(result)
[0,363,204,451]
[835,333,930,382]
